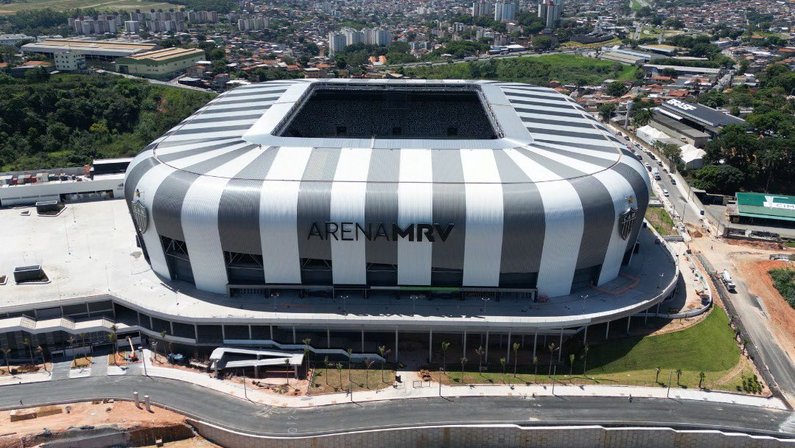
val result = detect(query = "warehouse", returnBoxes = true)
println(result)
[125,79,651,299]
[116,47,205,79]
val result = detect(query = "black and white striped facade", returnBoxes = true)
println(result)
[124,79,650,298]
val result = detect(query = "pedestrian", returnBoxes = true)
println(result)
[628,394,632,403]
[19,399,22,405]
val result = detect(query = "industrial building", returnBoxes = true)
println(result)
[729,192,795,228]
[116,47,205,79]
[21,38,157,60]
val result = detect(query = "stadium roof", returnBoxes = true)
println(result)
[736,192,795,222]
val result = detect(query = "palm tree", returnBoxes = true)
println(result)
[336,362,343,388]
[108,325,118,366]
[459,357,468,384]
[377,345,390,383]
[440,341,450,372]
[364,358,375,389]
[323,357,330,385]
[499,357,507,383]
[655,367,661,384]
[512,342,520,377]
[346,348,353,383]
[698,371,706,389]
[675,369,682,386]
[532,355,539,375]
[23,337,33,367]
[158,330,167,362]
[66,336,75,364]
[2,347,11,375]
[474,346,485,373]
[302,338,312,372]
[36,346,47,372]
[284,358,291,386]
[547,342,557,376]
[79,333,89,360]
[581,345,590,375]
[569,353,575,375]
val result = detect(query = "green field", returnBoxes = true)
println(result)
[646,207,676,236]
[444,307,746,392]
[0,0,179,15]
[404,54,638,86]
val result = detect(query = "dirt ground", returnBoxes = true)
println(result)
[0,401,184,437]
[736,258,795,363]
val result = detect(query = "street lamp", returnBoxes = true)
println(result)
[340,295,349,315]
[481,296,491,315]
[580,294,589,312]
[410,295,419,316]
[657,272,665,289]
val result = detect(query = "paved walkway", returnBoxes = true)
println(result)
[50,359,72,381]
[91,353,108,377]
[135,350,788,410]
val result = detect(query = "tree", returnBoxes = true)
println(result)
[158,329,167,362]
[499,357,507,382]
[698,371,706,389]
[547,342,557,376]
[655,367,661,384]
[302,338,312,371]
[569,353,575,375]
[378,345,390,382]
[346,348,353,383]
[66,335,75,364]
[606,81,628,97]
[35,346,47,372]
[692,164,745,194]
[23,337,33,367]
[532,35,555,51]
[581,345,590,375]
[364,358,375,389]
[512,342,520,377]
[475,346,485,373]
[632,108,652,127]
[533,355,539,375]
[108,325,118,366]
[323,356,330,385]
[2,347,11,375]
[598,103,616,122]
[675,369,682,386]
[460,357,468,383]
[440,341,451,372]
[336,362,344,388]
[285,358,291,385]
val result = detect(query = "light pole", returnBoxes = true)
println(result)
[580,294,589,313]
[481,296,491,315]
[657,272,665,289]
[151,341,157,364]
[410,295,419,316]
[439,367,443,398]
[341,295,349,315]
[551,365,557,395]
[241,369,248,400]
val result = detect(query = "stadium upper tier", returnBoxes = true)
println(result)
[124,79,650,298]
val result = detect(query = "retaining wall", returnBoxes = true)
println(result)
[188,420,795,448]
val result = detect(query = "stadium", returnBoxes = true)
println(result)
[125,79,650,299]
[0,80,679,367]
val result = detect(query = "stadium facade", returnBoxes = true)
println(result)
[124,79,650,299]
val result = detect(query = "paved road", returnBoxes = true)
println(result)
[1,376,793,437]
[617,127,795,406]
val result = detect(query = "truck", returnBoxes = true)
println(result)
[721,270,737,292]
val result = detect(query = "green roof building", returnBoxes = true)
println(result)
[731,192,795,225]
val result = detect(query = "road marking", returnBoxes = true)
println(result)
[779,413,795,434]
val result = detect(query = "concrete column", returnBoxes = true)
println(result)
[429,329,433,364]
[626,316,631,334]
[484,331,489,362]
[193,324,198,342]
[144,395,151,412]
[248,325,252,340]
[462,330,467,357]
[361,329,364,353]
[605,321,610,339]
[506,330,512,363]
[221,325,226,342]
[558,329,563,363]
[532,331,538,360]
[583,325,588,346]
[270,325,274,341]
[254,354,259,379]
[327,329,331,348]
[133,391,139,408]
[292,326,296,344]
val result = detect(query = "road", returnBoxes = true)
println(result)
[0,376,793,437]
[616,125,795,406]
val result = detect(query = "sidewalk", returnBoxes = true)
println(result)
[138,350,788,410]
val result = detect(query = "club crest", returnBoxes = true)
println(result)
[132,200,149,234]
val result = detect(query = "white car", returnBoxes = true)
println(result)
[663,189,669,197]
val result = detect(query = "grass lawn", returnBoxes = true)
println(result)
[310,366,396,394]
[0,0,178,15]
[646,207,676,236]
[562,38,622,50]
[630,0,643,11]
[444,307,746,392]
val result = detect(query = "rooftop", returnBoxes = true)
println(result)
[0,199,678,331]
[123,47,205,62]
[735,192,795,222]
